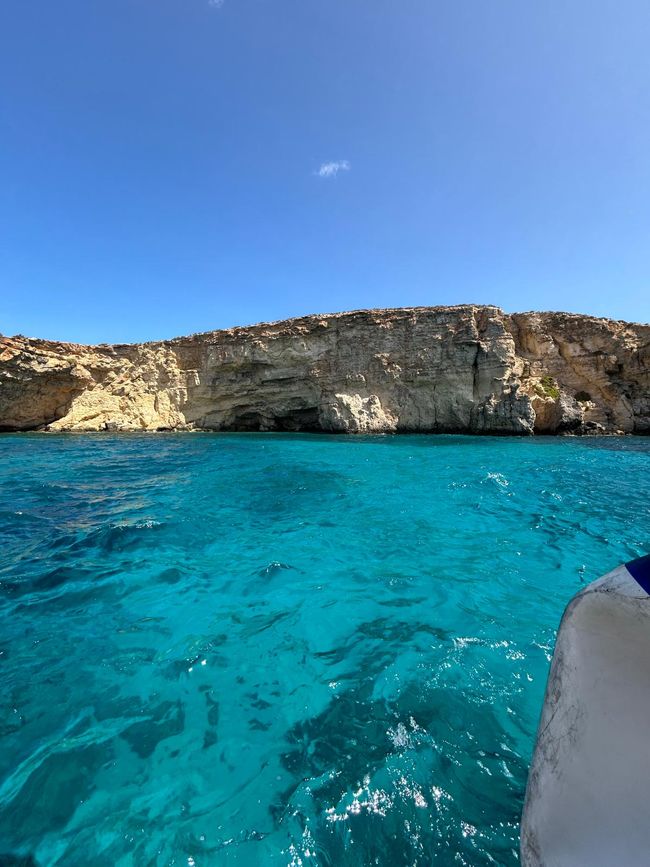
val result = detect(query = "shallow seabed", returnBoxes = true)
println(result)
[0,433,649,866]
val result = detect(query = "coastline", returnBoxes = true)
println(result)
[2,305,648,436]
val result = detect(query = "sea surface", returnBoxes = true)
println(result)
[0,433,649,866]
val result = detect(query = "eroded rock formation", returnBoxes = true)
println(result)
[0,306,648,434]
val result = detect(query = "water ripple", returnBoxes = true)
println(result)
[0,432,648,865]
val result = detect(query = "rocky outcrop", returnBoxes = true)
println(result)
[0,306,648,434]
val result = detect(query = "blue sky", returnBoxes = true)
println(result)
[2,0,649,343]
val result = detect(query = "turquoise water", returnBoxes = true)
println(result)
[0,434,649,867]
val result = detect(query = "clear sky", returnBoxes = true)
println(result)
[2,0,649,343]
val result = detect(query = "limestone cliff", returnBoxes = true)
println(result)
[0,306,648,435]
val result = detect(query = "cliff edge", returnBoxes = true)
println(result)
[1,306,648,435]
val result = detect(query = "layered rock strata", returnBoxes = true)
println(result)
[0,306,648,435]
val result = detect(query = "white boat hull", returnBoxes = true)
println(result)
[521,554,650,866]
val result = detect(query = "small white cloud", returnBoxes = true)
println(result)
[316,160,350,178]
[208,0,224,8]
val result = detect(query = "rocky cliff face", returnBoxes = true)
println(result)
[1,306,648,435]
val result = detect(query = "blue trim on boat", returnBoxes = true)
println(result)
[626,554,650,595]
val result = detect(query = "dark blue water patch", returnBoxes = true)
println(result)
[0,433,648,865]
[119,699,185,759]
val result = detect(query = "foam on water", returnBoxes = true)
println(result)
[0,433,648,866]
